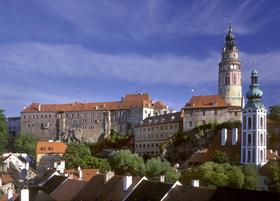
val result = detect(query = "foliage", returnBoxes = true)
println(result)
[0,109,8,154]
[267,160,280,192]
[14,133,38,158]
[109,149,145,176]
[269,105,280,121]
[91,130,131,155]
[181,162,245,189]
[212,151,229,164]
[145,157,179,182]
[161,121,241,163]
[63,142,92,168]
[242,164,259,190]
[84,156,111,172]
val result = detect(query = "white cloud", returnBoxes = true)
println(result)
[36,0,278,38]
[0,42,280,86]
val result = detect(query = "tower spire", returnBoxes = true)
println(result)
[228,16,232,32]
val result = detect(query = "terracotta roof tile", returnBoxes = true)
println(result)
[183,95,229,109]
[36,141,67,154]
[64,168,99,181]
[21,93,160,113]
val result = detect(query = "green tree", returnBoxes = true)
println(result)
[63,142,92,168]
[85,156,111,172]
[267,160,280,192]
[212,150,229,164]
[183,162,244,188]
[109,149,145,176]
[14,133,38,158]
[146,157,179,182]
[269,105,280,121]
[0,109,8,153]
[242,164,259,190]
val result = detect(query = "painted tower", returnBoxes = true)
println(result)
[218,20,242,107]
[241,69,267,166]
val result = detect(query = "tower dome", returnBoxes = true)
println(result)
[245,69,264,109]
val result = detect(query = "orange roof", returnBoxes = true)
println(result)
[154,101,167,109]
[36,141,68,154]
[21,93,160,113]
[1,174,13,184]
[64,168,99,181]
[183,95,229,109]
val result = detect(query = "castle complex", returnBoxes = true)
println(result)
[182,21,242,131]
[21,93,170,142]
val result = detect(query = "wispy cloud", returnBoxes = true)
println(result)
[37,0,279,39]
[1,42,280,85]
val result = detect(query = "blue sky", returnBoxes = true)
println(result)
[1,0,280,117]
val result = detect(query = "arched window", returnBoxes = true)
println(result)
[260,133,263,145]
[260,117,263,129]
[260,150,263,162]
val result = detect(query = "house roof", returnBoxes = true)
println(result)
[124,180,173,201]
[50,179,87,201]
[21,93,167,113]
[15,188,56,201]
[71,174,142,201]
[164,185,215,201]
[154,101,167,110]
[64,168,99,181]
[183,95,230,109]
[209,186,280,201]
[36,141,68,154]
[41,175,68,194]
[0,174,14,185]
[136,112,182,127]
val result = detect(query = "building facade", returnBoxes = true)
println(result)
[218,21,242,107]
[21,93,170,142]
[36,141,68,175]
[182,95,241,131]
[241,70,267,166]
[7,117,21,138]
[134,112,182,156]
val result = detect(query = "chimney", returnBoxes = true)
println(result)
[8,188,13,201]
[104,171,114,184]
[54,162,57,169]
[21,188,29,201]
[38,104,41,111]
[160,175,165,183]
[191,180,199,187]
[232,128,238,145]
[79,169,83,180]
[123,175,133,191]
[221,128,227,146]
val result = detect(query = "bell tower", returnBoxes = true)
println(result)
[241,69,267,167]
[218,19,242,107]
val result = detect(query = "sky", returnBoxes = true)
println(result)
[1,0,280,117]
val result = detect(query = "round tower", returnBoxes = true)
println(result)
[218,19,242,107]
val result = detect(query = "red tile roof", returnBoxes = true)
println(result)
[64,168,99,181]
[183,95,229,109]
[21,93,162,113]
[36,141,68,154]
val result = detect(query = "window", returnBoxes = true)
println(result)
[242,148,246,163]
[202,120,205,125]
[248,133,252,146]
[260,117,263,129]
[260,150,263,162]
[215,110,218,115]
[189,121,193,128]
[260,133,263,145]
[202,111,205,116]
[248,117,252,129]
[247,150,251,163]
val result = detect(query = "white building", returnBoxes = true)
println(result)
[241,69,267,166]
